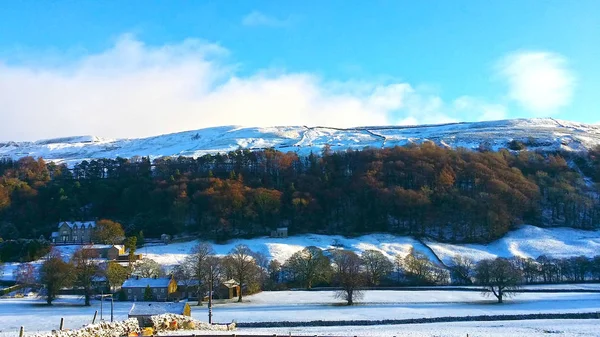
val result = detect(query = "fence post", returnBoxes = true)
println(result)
[19,326,24,337]
[92,310,98,324]
[59,317,64,330]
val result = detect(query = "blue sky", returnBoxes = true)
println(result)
[0,1,598,140]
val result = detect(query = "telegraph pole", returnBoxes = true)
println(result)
[100,290,103,320]
[110,295,114,322]
[208,265,213,324]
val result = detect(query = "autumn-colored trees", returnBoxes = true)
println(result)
[93,219,125,245]
[39,249,74,305]
[1,144,599,246]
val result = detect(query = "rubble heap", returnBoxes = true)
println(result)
[150,314,236,332]
[32,318,140,337]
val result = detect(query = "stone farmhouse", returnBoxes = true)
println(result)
[51,221,96,244]
[121,277,178,301]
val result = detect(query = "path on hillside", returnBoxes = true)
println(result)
[415,238,449,268]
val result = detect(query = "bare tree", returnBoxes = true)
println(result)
[402,248,439,285]
[450,255,475,285]
[72,246,101,306]
[14,263,37,292]
[227,244,258,302]
[133,258,164,278]
[475,258,522,303]
[285,246,332,289]
[186,242,215,305]
[394,253,403,285]
[362,250,393,286]
[39,249,74,305]
[204,256,224,299]
[173,261,195,299]
[332,250,365,305]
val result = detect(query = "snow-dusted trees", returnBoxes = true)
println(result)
[362,250,393,286]
[475,258,522,303]
[285,246,332,289]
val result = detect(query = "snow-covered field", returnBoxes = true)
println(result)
[2,118,599,165]
[1,290,599,336]
[168,320,600,337]
[2,224,599,282]
[140,225,600,270]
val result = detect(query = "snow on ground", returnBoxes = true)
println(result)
[141,225,600,270]
[427,225,600,265]
[1,291,600,337]
[0,245,86,282]
[165,320,600,337]
[142,233,437,269]
[4,224,599,282]
[203,290,600,323]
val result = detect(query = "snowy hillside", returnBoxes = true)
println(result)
[1,118,599,165]
[2,225,598,282]
[140,225,600,269]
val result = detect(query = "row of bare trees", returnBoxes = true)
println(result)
[13,240,599,306]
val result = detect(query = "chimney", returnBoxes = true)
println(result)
[136,275,139,280]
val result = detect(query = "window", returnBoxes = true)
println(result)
[73,235,78,241]
[161,289,165,293]
[153,288,157,293]
[128,289,132,294]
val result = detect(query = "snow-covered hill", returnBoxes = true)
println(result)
[1,118,599,165]
[139,225,600,269]
[1,225,599,282]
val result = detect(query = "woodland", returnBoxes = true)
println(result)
[1,143,599,243]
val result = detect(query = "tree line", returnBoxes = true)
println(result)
[1,144,599,244]
[11,238,600,306]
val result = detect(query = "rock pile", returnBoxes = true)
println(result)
[31,318,140,337]
[150,314,236,333]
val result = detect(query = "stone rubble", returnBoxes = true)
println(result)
[31,318,140,337]
[29,314,235,337]
[150,314,236,332]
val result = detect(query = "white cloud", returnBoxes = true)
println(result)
[454,96,507,121]
[0,35,511,142]
[0,35,447,141]
[242,11,290,27]
[497,51,575,113]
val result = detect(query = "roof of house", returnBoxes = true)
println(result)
[92,275,107,282]
[51,232,59,238]
[84,244,124,250]
[58,221,96,229]
[128,302,188,316]
[222,279,240,288]
[122,277,173,288]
